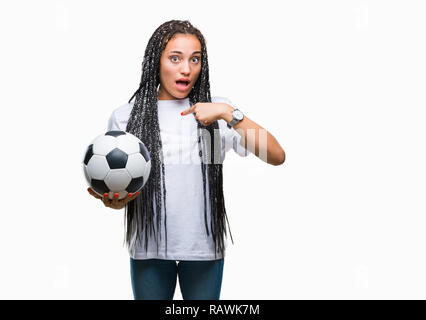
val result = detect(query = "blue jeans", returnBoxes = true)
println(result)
[129,257,225,300]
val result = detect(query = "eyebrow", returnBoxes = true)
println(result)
[169,50,202,55]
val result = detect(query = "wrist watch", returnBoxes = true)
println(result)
[227,108,244,128]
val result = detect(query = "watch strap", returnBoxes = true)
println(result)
[227,108,243,128]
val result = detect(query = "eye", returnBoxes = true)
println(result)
[192,56,200,63]
[170,55,179,62]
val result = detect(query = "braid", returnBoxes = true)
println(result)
[124,20,233,259]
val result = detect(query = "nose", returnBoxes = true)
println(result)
[180,60,191,74]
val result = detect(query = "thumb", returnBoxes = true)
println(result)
[88,187,101,199]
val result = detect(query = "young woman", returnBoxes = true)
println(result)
[88,20,285,300]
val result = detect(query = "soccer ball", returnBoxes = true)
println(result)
[82,130,151,200]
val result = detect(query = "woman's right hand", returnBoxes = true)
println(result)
[87,187,140,210]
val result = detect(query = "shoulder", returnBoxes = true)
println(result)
[107,101,134,131]
[211,96,232,105]
[110,101,134,121]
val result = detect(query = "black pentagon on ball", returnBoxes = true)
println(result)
[139,143,150,162]
[83,144,94,165]
[106,148,128,169]
[126,176,144,193]
[105,130,126,137]
[91,179,110,195]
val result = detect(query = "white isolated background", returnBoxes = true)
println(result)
[0,0,425,299]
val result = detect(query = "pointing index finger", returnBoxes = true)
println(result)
[181,105,195,116]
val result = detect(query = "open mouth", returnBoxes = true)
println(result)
[175,80,191,91]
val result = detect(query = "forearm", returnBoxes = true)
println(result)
[220,104,285,166]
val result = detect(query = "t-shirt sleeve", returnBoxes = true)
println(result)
[107,102,133,132]
[213,96,250,158]
[107,111,121,131]
[228,125,250,157]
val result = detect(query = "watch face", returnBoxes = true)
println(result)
[234,110,244,120]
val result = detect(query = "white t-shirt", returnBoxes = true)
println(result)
[107,96,250,261]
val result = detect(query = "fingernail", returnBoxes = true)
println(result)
[180,112,183,115]
[104,193,108,198]
[114,193,119,199]
[128,193,133,197]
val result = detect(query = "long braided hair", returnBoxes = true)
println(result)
[124,20,233,259]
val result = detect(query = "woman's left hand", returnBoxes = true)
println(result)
[180,102,229,126]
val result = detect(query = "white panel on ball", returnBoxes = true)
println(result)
[104,169,132,191]
[83,164,91,184]
[92,135,117,155]
[116,134,141,155]
[87,155,110,180]
[126,153,146,178]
